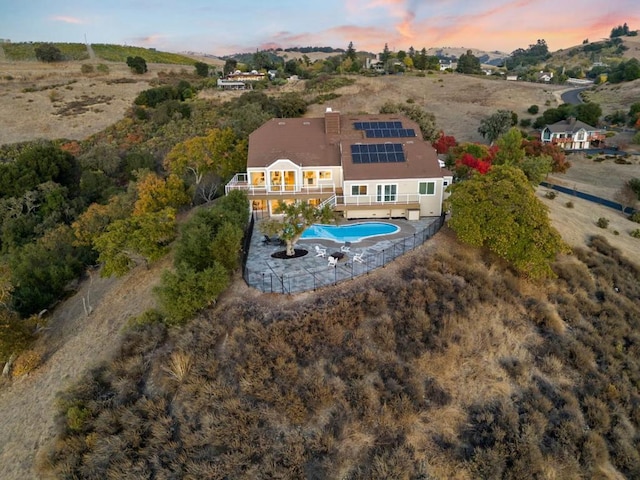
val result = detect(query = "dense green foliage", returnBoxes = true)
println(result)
[35,43,64,62]
[456,49,482,74]
[447,165,568,278]
[533,102,602,129]
[155,190,249,324]
[126,56,148,74]
[477,110,515,144]
[608,58,640,83]
[505,39,551,70]
[40,235,640,478]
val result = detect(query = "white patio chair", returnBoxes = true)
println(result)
[328,256,338,268]
[353,250,366,264]
[315,245,327,257]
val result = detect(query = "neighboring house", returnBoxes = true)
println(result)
[217,78,246,90]
[537,71,553,82]
[226,108,453,220]
[227,70,266,82]
[506,75,518,81]
[439,60,457,71]
[540,117,605,150]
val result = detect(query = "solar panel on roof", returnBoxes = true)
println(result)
[350,144,405,164]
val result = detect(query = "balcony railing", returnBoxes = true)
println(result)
[225,173,337,195]
[337,194,421,206]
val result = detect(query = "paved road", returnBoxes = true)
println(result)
[561,87,588,105]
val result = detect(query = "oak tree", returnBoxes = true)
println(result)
[446,165,568,279]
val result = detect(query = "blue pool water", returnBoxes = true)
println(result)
[300,222,399,243]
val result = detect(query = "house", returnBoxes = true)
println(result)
[540,117,605,150]
[225,108,453,220]
[506,75,518,81]
[217,78,246,90]
[537,71,553,82]
[227,70,266,82]
[439,60,457,71]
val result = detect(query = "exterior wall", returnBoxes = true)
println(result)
[342,177,448,218]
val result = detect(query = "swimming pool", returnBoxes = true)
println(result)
[300,222,399,243]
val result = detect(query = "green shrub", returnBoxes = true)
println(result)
[528,105,539,114]
[630,229,640,238]
[545,190,557,199]
[565,201,574,208]
[596,217,609,228]
[519,118,532,128]
[96,63,109,73]
[630,211,640,223]
[154,264,229,326]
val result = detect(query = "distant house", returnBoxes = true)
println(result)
[540,117,605,150]
[217,79,246,90]
[439,60,457,71]
[227,70,266,82]
[506,75,518,81]
[226,108,453,220]
[537,71,553,82]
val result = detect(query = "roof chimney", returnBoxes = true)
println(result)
[325,107,341,135]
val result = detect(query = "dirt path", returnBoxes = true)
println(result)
[0,259,168,480]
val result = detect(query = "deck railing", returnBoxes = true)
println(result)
[225,174,337,196]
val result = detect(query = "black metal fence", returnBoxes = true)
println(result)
[242,214,445,294]
[540,181,636,215]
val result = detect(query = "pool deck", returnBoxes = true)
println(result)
[244,217,441,293]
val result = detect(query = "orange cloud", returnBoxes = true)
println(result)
[50,15,84,25]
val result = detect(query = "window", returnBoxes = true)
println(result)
[351,185,368,196]
[250,172,265,186]
[419,181,435,195]
[303,171,316,185]
[377,184,397,202]
[319,170,332,180]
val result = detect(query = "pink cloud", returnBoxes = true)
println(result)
[50,15,84,25]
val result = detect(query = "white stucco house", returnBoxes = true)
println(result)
[226,108,453,220]
[540,117,605,150]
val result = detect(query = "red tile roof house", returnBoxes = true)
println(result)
[225,108,453,220]
[540,117,606,150]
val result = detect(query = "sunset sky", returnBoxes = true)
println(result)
[1,0,637,57]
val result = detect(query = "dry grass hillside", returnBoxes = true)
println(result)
[0,61,193,145]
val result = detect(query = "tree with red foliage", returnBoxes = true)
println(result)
[433,131,457,154]
[447,142,496,178]
[522,139,571,173]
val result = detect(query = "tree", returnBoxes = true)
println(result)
[446,165,568,279]
[522,139,570,173]
[154,263,229,326]
[614,181,639,213]
[574,102,602,126]
[164,128,247,202]
[133,172,190,216]
[493,128,524,166]
[126,56,147,74]
[261,201,334,256]
[35,43,63,62]
[380,43,391,64]
[478,110,513,145]
[456,50,481,74]
[223,58,238,75]
[345,42,357,63]
[94,208,177,276]
[433,131,457,154]
[194,61,209,77]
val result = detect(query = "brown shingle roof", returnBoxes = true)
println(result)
[247,111,449,179]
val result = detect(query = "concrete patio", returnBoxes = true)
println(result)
[243,216,443,294]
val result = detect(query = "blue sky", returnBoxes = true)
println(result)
[1,0,637,56]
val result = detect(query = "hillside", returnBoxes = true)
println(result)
[1,55,639,479]
[35,227,640,479]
